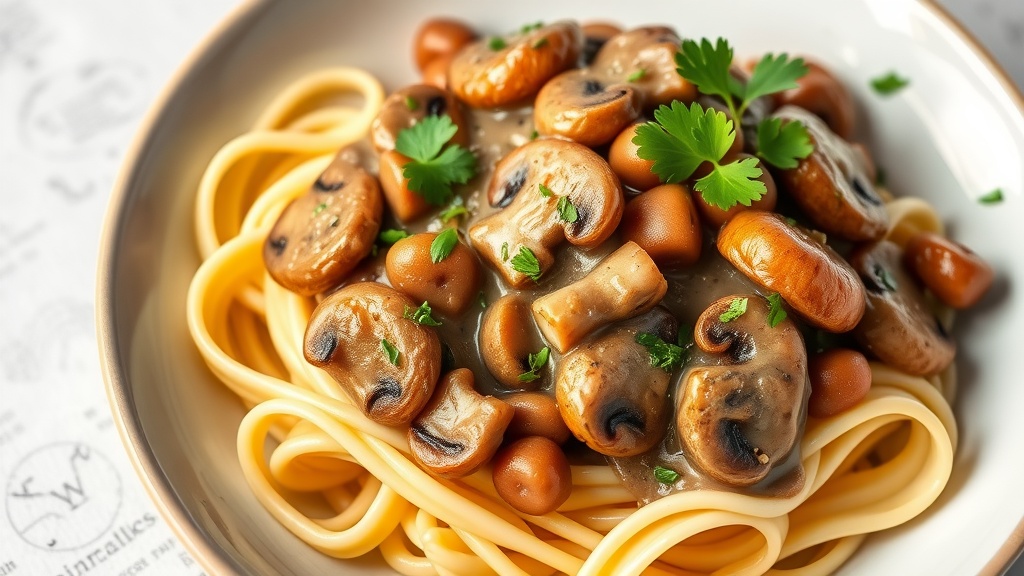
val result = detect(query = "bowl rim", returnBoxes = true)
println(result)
[95,1,1024,574]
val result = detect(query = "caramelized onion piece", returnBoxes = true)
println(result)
[409,368,513,478]
[304,283,441,426]
[678,295,808,487]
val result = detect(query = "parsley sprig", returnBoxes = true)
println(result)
[653,465,680,484]
[518,347,550,383]
[755,117,813,170]
[766,293,787,328]
[635,332,685,372]
[719,297,749,323]
[395,115,477,206]
[404,301,442,327]
[510,246,542,282]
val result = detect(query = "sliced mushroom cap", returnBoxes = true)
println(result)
[904,231,994,309]
[591,26,697,108]
[408,368,513,478]
[534,69,640,146]
[385,231,482,316]
[533,241,667,353]
[556,307,678,457]
[717,211,866,333]
[449,22,582,108]
[303,282,442,426]
[773,106,888,242]
[469,139,624,288]
[480,295,545,389]
[774,61,856,140]
[851,241,956,376]
[678,295,808,487]
[264,154,383,296]
[370,84,468,153]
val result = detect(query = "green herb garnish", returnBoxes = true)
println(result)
[478,291,487,308]
[556,196,578,223]
[875,264,898,292]
[430,228,459,263]
[532,37,549,49]
[520,21,543,33]
[653,465,680,484]
[378,229,410,245]
[501,242,510,262]
[381,339,400,366]
[518,346,550,383]
[488,37,507,51]
[719,297,749,323]
[635,332,684,372]
[870,72,909,95]
[403,301,442,326]
[755,117,813,170]
[510,246,542,282]
[979,189,1004,205]
[538,183,554,198]
[438,198,470,223]
[395,115,477,206]
[766,293,787,328]
[313,202,327,215]
[627,68,646,82]
[404,96,418,111]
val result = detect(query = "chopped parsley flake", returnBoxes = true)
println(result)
[430,228,459,263]
[766,293,788,328]
[538,183,554,197]
[381,339,400,366]
[510,246,542,282]
[719,297,749,323]
[488,37,507,51]
[518,346,550,383]
[378,229,410,245]
[403,301,442,326]
[635,332,684,372]
[627,68,646,82]
[556,196,578,223]
[979,189,1004,205]
[870,72,910,95]
[653,465,680,484]
[404,96,418,110]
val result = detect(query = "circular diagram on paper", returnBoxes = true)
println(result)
[5,442,123,551]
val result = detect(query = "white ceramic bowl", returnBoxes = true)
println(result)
[98,0,1024,574]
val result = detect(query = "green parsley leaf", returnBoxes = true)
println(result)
[635,332,684,372]
[403,301,442,327]
[501,242,509,262]
[979,189,1004,204]
[874,264,899,291]
[404,96,418,111]
[755,117,813,169]
[430,228,459,263]
[653,465,680,484]
[530,129,539,140]
[438,198,470,223]
[675,38,735,106]
[556,196,579,223]
[313,202,327,215]
[538,183,554,197]
[694,156,766,210]
[520,21,543,33]
[627,68,646,82]
[381,339,400,366]
[518,346,551,383]
[378,229,410,245]
[488,37,507,51]
[871,72,909,95]
[395,115,477,206]
[719,297,749,323]
[743,53,807,104]
[533,37,548,49]
[766,293,788,328]
[510,246,542,282]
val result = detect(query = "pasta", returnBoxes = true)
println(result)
[185,56,960,574]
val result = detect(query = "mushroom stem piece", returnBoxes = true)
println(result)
[556,307,678,457]
[303,282,442,426]
[409,368,513,478]
[533,241,667,354]
[678,295,809,487]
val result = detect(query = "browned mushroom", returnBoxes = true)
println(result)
[533,242,667,353]
[774,61,856,140]
[677,295,808,487]
[264,153,383,296]
[591,26,697,108]
[851,241,956,376]
[533,69,640,146]
[717,211,865,333]
[502,391,572,444]
[449,22,582,108]
[619,183,702,267]
[385,231,482,316]
[904,232,994,309]
[408,368,513,478]
[413,18,477,72]
[492,436,572,515]
[370,84,468,153]
[580,22,623,64]
[691,153,778,228]
[304,282,442,426]
[479,295,546,389]
[773,106,889,242]
[378,150,432,223]
[469,139,624,289]
[556,307,678,457]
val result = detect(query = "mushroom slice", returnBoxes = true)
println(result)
[370,84,468,153]
[409,368,513,478]
[480,295,545,389]
[303,282,442,426]
[774,61,856,140]
[717,211,865,333]
[264,153,383,296]
[678,295,808,487]
[469,139,624,288]
[533,242,667,353]
[773,106,888,242]
[556,307,678,457]
[449,22,582,108]
[591,26,697,108]
[533,69,640,146]
[851,241,955,376]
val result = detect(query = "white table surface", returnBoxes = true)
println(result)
[0,1,1021,575]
